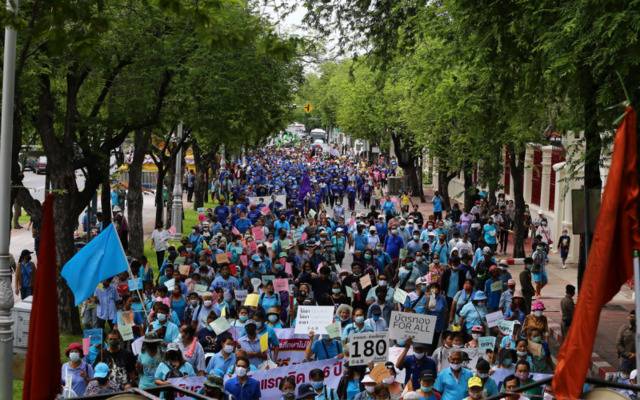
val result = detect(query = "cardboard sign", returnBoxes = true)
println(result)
[131,336,144,356]
[348,332,389,366]
[388,311,437,344]
[369,362,392,383]
[235,289,248,302]
[194,284,208,296]
[528,341,543,358]
[490,280,503,292]
[294,306,335,335]
[325,322,342,339]
[163,278,175,291]
[244,293,260,307]
[128,278,142,291]
[308,209,317,218]
[497,320,515,336]
[273,278,289,293]
[478,336,497,352]
[215,253,229,264]
[359,274,372,289]
[252,227,265,241]
[178,265,191,276]
[210,317,231,335]
[485,311,504,328]
[393,287,408,305]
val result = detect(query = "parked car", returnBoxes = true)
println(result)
[35,156,47,174]
[22,156,37,172]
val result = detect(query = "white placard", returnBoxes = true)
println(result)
[235,289,248,302]
[249,195,287,207]
[348,332,389,366]
[388,311,438,344]
[478,336,496,352]
[294,306,335,335]
[485,310,504,328]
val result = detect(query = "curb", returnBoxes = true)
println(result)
[548,319,617,380]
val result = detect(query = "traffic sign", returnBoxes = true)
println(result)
[303,103,313,113]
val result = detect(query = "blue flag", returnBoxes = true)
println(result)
[298,172,312,202]
[61,223,129,305]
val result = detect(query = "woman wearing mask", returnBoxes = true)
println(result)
[278,375,297,400]
[404,277,428,314]
[337,363,364,400]
[514,339,533,366]
[504,291,526,324]
[137,333,163,389]
[527,328,554,373]
[258,281,280,314]
[177,324,206,373]
[514,360,543,398]
[266,307,284,328]
[15,249,35,300]
[231,306,250,336]
[84,362,119,395]
[467,325,484,348]
[492,349,517,389]
[382,363,403,399]
[329,282,350,306]
[341,308,373,342]
[354,375,378,400]
[522,300,549,340]
[458,291,488,333]
[61,343,94,397]
[474,358,498,397]
[425,282,447,353]
[450,279,475,326]
[206,337,236,375]
[336,304,353,328]
[154,342,196,385]
[170,285,187,323]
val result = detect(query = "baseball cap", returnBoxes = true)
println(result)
[93,362,110,378]
[468,376,483,388]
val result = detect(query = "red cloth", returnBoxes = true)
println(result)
[23,194,61,400]
[553,107,640,399]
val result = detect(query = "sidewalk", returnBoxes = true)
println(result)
[411,187,630,378]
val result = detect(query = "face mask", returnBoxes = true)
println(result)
[224,344,234,354]
[378,280,387,287]
[311,381,324,390]
[478,372,489,378]
[268,315,278,323]
[416,257,422,262]
[450,362,461,371]
[421,385,432,392]
[373,315,380,321]
[382,376,394,384]
[69,352,81,362]
[517,351,528,357]
[235,367,247,377]
[156,313,167,322]
[531,336,542,343]
[391,230,398,235]
[516,372,529,381]
[534,310,543,317]
[355,316,365,324]
[452,344,463,349]
[332,288,341,294]
[414,351,425,359]
[204,300,213,307]
[472,333,480,340]
[365,386,375,393]
[364,254,372,260]
[413,235,420,240]
[239,315,248,322]
[255,321,263,329]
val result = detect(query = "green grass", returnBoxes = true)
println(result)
[13,333,82,399]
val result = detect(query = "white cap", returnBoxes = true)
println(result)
[362,375,376,384]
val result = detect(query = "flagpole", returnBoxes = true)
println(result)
[633,250,640,373]
[0,0,18,398]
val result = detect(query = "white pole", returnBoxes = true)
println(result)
[171,122,183,239]
[633,250,640,373]
[0,0,17,397]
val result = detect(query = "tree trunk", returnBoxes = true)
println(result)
[165,166,175,229]
[126,130,150,259]
[463,162,474,211]
[192,142,206,210]
[437,169,458,211]
[154,165,167,228]
[508,146,526,258]
[101,177,111,224]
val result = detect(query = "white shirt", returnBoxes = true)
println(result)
[151,229,170,251]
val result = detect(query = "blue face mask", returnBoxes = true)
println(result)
[372,315,380,321]
[355,316,365,324]
[311,381,324,390]
[421,385,432,392]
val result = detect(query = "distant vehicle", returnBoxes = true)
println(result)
[22,156,37,172]
[310,128,327,141]
[35,156,47,174]
[313,139,325,146]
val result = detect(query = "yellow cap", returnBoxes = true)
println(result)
[468,376,483,389]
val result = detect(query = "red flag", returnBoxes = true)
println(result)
[23,194,61,400]
[553,108,640,399]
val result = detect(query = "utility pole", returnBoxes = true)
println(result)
[170,122,183,238]
[0,0,18,397]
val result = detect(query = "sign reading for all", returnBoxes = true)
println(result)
[388,311,437,344]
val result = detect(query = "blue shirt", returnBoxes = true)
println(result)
[311,338,342,360]
[148,320,180,343]
[483,224,497,245]
[94,285,119,322]
[224,376,262,400]
[210,275,240,291]
[402,354,437,389]
[154,361,195,380]
[384,234,404,259]
[235,218,253,234]
[433,196,443,212]
[206,351,236,374]
[433,367,473,400]
[62,361,94,396]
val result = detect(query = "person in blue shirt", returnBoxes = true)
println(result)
[475,358,499,397]
[353,226,369,252]
[432,191,443,220]
[154,342,196,385]
[483,218,498,253]
[433,350,474,400]
[305,331,344,360]
[483,265,504,312]
[384,228,404,259]
[274,214,291,233]
[234,211,253,234]
[213,200,230,226]
[341,308,373,342]
[224,356,262,400]
[382,196,396,222]
[209,264,240,292]
[206,337,236,375]
[395,338,438,390]
[147,303,180,343]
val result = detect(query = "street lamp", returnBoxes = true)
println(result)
[0,0,18,397]
[170,122,183,239]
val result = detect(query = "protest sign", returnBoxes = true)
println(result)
[168,376,206,399]
[273,278,289,293]
[131,336,144,356]
[127,278,142,291]
[369,362,392,383]
[490,280,503,292]
[399,248,408,259]
[194,284,208,296]
[82,337,90,355]
[210,317,231,335]
[308,209,317,218]
[244,293,259,308]
[83,328,103,348]
[359,274,372,289]
[215,252,229,264]
[393,287,408,305]
[163,278,175,291]
[284,262,293,275]
[235,289,248,302]
[325,322,341,339]
[260,333,269,352]
[117,311,134,341]
[478,336,497,352]
[274,328,310,366]
[251,278,262,291]
[240,254,248,266]
[252,227,265,241]
[294,306,335,335]
[388,311,437,344]
[178,265,191,276]
[497,320,515,336]
[485,311,504,328]
[348,332,389,366]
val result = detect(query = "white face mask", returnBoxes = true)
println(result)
[414,351,425,359]
[533,310,543,317]
[203,300,213,307]
[365,385,375,393]
[450,362,461,371]
[223,345,234,354]
[378,280,387,287]
[382,376,395,384]
[235,366,247,377]
[472,333,480,340]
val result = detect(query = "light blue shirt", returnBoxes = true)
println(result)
[206,351,236,374]
[433,367,473,400]
[94,285,119,322]
[154,361,195,380]
[148,320,180,343]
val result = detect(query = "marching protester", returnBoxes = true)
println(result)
[55,142,562,400]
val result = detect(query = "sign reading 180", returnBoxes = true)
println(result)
[348,332,389,366]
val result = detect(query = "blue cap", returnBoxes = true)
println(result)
[94,362,109,378]
[472,291,487,301]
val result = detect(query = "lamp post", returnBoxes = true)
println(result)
[0,0,18,397]
[171,122,183,239]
